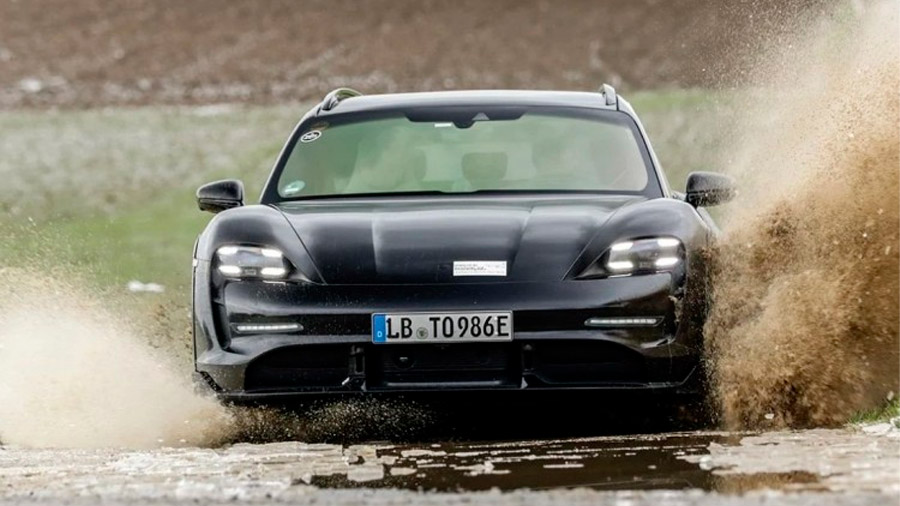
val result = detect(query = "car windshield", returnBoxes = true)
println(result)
[274,108,657,199]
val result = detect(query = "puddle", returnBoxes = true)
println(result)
[312,433,821,492]
[5,428,896,500]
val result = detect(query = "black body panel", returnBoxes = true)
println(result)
[275,196,639,284]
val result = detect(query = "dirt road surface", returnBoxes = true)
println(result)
[1,427,897,505]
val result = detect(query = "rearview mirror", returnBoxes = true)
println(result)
[685,172,736,207]
[197,179,244,213]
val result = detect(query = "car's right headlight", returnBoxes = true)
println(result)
[576,237,684,279]
[215,245,291,279]
[605,237,682,275]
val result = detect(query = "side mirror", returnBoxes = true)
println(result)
[197,179,244,213]
[685,171,736,207]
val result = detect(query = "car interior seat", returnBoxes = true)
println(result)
[461,152,508,190]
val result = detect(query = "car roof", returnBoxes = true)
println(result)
[314,89,618,117]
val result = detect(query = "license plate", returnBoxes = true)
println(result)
[372,312,513,344]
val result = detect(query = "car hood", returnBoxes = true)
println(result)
[275,196,643,284]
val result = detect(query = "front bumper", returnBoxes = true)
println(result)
[193,269,701,402]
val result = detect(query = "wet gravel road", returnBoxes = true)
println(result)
[1,427,897,505]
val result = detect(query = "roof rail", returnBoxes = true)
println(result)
[599,83,617,107]
[320,87,362,111]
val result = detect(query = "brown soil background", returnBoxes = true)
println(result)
[0,0,823,108]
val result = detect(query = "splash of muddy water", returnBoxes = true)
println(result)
[0,268,432,448]
[705,1,900,428]
[0,269,234,448]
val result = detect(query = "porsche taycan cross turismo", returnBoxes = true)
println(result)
[191,86,735,404]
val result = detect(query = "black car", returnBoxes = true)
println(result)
[191,86,735,403]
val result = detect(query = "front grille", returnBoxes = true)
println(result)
[367,343,519,388]
[526,340,647,385]
[244,344,351,392]
[242,340,661,392]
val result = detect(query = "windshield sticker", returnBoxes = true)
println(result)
[282,180,306,195]
[300,130,322,143]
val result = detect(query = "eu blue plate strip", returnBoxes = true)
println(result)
[372,314,387,343]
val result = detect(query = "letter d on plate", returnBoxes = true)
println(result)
[372,314,387,343]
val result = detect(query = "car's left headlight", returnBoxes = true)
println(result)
[577,237,683,279]
[216,245,291,279]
